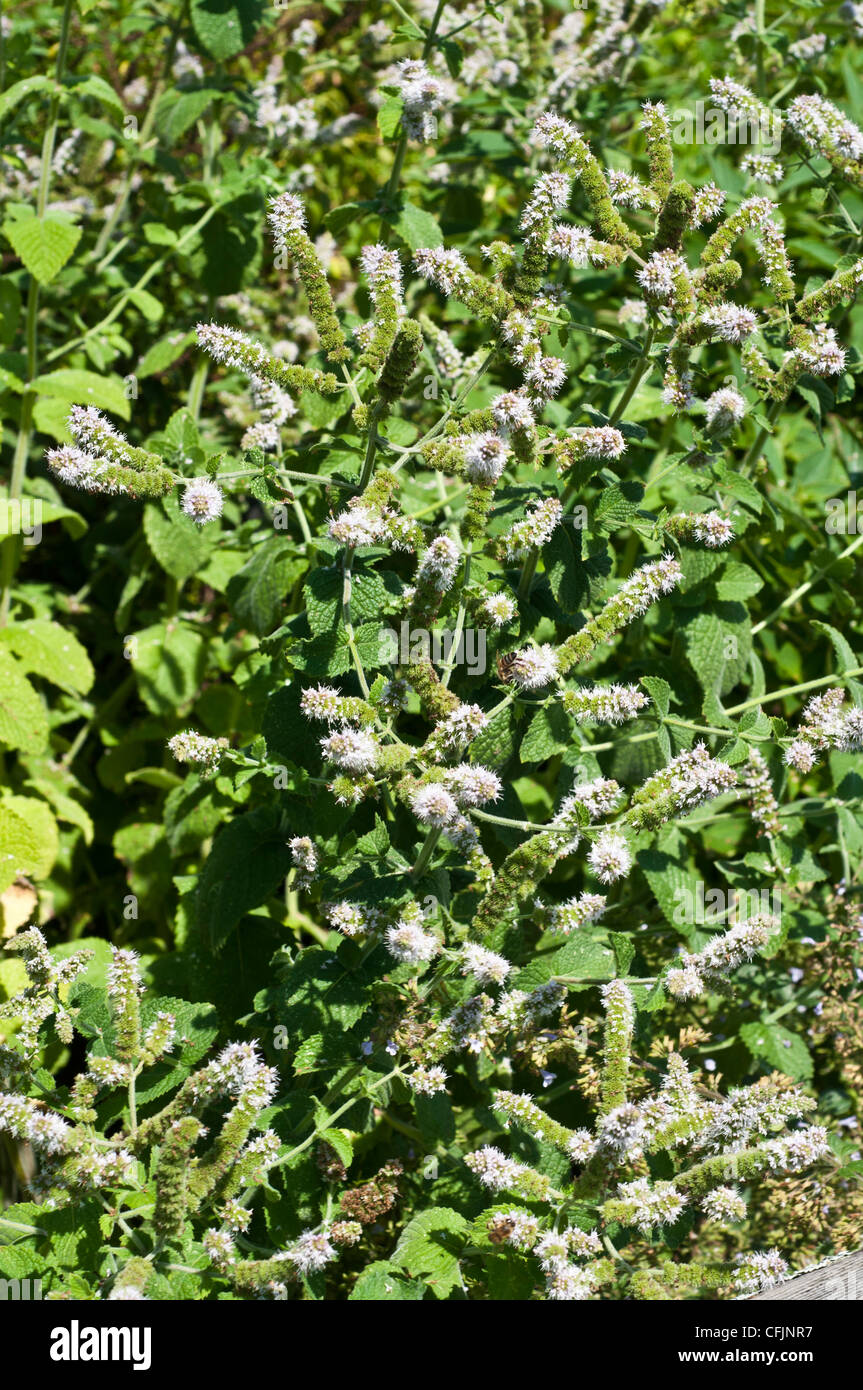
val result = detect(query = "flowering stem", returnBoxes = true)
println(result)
[358,402,387,491]
[187,355,209,423]
[470,808,544,834]
[755,0,767,100]
[602,1231,636,1273]
[726,667,863,715]
[341,545,370,697]
[128,1067,139,1139]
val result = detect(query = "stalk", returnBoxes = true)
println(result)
[0,0,75,625]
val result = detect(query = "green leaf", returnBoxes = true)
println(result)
[392,1207,468,1298]
[0,795,58,888]
[520,704,570,762]
[638,837,702,932]
[469,704,520,770]
[0,618,94,694]
[641,676,671,718]
[680,608,751,698]
[196,806,292,948]
[31,368,132,420]
[714,562,763,602]
[0,77,56,125]
[143,500,213,584]
[610,931,635,977]
[3,216,81,285]
[138,330,195,378]
[65,73,124,115]
[377,94,404,139]
[349,1261,425,1300]
[129,620,206,714]
[190,0,265,62]
[24,777,94,845]
[544,523,587,615]
[739,1021,813,1082]
[154,89,222,144]
[415,1090,455,1143]
[227,539,305,636]
[515,933,615,991]
[0,650,49,755]
[384,201,443,251]
[595,479,644,527]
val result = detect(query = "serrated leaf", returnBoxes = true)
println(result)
[469,705,520,770]
[4,215,81,284]
[680,608,751,698]
[197,806,292,949]
[154,88,222,143]
[385,200,443,251]
[739,1021,813,1081]
[714,562,763,602]
[0,650,48,755]
[349,1261,424,1300]
[0,796,58,888]
[190,0,265,61]
[377,93,404,139]
[520,704,570,762]
[609,931,635,977]
[392,1207,468,1298]
[0,77,56,124]
[227,539,304,636]
[129,620,206,714]
[640,675,671,717]
[31,368,132,420]
[143,500,213,583]
[0,619,94,694]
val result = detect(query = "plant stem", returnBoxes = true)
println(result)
[755,0,767,100]
[441,545,471,689]
[0,0,74,626]
[726,667,863,715]
[751,531,863,635]
[276,1067,401,1167]
[410,827,441,879]
[91,0,191,261]
[739,396,782,478]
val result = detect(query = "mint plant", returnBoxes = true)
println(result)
[1,0,863,1302]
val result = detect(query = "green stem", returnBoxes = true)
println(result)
[0,0,74,626]
[517,547,540,604]
[275,1067,401,1167]
[755,0,766,101]
[751,531,863,635]
[441,546,471,689]
[410,827,441,879]
[726,667,863,716]
[47,204,219,365]
[739,396,782,478]
[91,0,191,262]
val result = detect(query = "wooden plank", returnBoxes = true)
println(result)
[747,1250,863,1300]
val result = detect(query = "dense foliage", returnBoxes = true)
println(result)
[1,0,862,1302]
